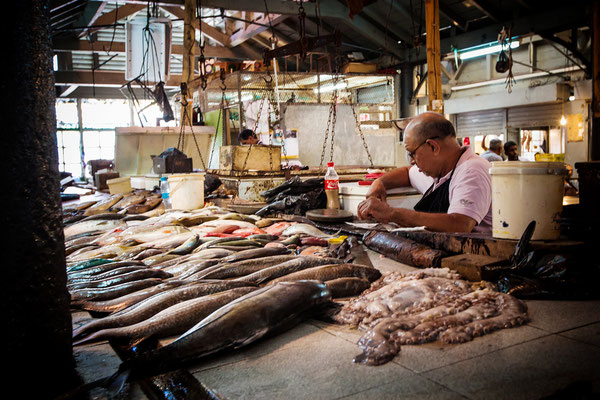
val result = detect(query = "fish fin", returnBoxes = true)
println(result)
[106,368,131,397]
[127,336,148,350]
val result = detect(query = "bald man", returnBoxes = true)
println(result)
[357,112,492,233]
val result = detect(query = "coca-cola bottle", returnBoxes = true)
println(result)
[324,162,340,209]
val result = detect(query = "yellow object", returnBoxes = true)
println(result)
[342,62,377,73]
[489,161,567,240]
[107,177,131,195]
[328,235,348,244]
[167,173,205,210]
[535,153,565,162]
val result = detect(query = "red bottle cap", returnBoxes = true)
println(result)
[327,162,334,167]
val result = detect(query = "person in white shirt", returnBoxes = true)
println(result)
[480,138,504,162]
[357,112,492,233]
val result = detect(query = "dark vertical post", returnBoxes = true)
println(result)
[591,0,600,160]
[3,0,81,397]
[400,64,415,118]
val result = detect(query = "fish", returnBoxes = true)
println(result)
[67,268,172,291]
[69,278,165,303]
[123,196,163,214]
[281,223,331,238]
[232,256,340,285]
[219,247,291,263]
[325,277,372,299]
[362,231,448,269]
[264,222,292,236]
[72,280,258,339]
[83,194,125,216]
[142,254,181,267]
[231,227,266,237]
[196,255,300,280]
[65,244,99,257]
[64,218,127,240]
[170,259,221,280]
[73,287,259,346]
[132,248,165,260]
[300,237,330,246]
[167,234,200,255]
[73,280,188,314]
[267,264,381,286]
[255,218,282,228]
[107,280,332,385]
[68,265,145,284]
[299,246,329,256]
[67,260,145,278]
[112,194,147,210]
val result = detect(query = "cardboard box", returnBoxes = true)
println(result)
[94,171,120,190]
[342,62,377,73]
[219,145,282,172]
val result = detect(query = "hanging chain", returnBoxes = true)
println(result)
[351,102,375,168]
[179,82,207,171]
[319,100,334,169]
[329,91,338,163]
[208,70,227,169]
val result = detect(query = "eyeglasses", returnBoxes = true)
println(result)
[406,136,440,160]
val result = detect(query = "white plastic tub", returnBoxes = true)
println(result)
[490,161,567,240]
[338,182,422,216]
[167,173,205,210]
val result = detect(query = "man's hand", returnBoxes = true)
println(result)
[357,197,394,223]
[365,179,387,202]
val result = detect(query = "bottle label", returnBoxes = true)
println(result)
[161,192,170,199]
[325,179,339,190]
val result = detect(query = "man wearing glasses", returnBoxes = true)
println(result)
[357,112,492,233]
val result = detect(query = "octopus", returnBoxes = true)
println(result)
[334,268,529,366]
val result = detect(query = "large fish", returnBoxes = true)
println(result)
[218,246,290,263]
[196,255,299,280]
[281,223,331,238]
[64,218,126,241]
[73,280,187,313]
[68,265,146,285]
[69,278,165,303]
[232,256,340,285]
[267,264,382,286]
[325,277,372,298]
[67,260,145,279]
[72,280,257,339]
[67,268,172,291]
[107,280,332,385]
[82,194,125,216]
[73,287,258,346]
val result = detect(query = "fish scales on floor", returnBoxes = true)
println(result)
[64,204,380,376]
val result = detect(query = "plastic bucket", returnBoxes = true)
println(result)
[490,161,567,240]
[167,173,205,210]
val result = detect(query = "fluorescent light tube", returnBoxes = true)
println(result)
[459,41,520,60]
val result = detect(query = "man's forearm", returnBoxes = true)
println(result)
[377,166,411,190]
[389,208,476,233]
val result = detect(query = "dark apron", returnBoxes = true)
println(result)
[413,149,465,213]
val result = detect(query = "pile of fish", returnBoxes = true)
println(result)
[65,205,382,351]
[334,268,529,366]
[63,190,164,225]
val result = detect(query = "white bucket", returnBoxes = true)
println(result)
[167,173,205,210]
[490,161,567,240]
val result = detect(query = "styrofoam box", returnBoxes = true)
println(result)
[339,182,422,215]
[130,176,145,189]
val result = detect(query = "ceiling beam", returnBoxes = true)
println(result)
[77,1,109,38]
[54,70,182,88]
[161,5,231,46]
[229,13,288,47]
[52,38,259,59]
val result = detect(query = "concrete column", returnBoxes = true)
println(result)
[3,0,80,397]
[400,65,415,118]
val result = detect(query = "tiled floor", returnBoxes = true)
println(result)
[73,250,600,399]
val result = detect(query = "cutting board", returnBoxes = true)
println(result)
[306,208,354,222]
